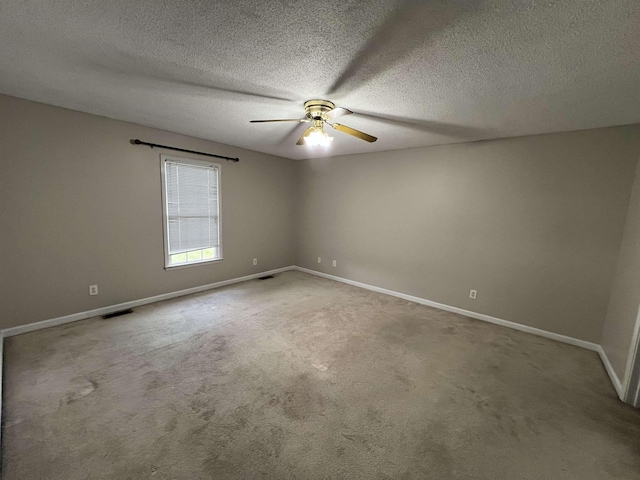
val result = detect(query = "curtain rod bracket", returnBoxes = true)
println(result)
[130,139,239,162]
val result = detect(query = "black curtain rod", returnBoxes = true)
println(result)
[130,139,239,162]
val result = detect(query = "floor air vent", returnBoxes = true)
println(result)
[102,309,134,319]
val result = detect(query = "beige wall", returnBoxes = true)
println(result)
[601,154,640,382]
[295,126,640,343]
[4,91,640,352]
[0,95,296,329]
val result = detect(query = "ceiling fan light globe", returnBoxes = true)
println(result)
[305,128,333,147]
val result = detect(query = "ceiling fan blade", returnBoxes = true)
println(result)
[250,118,309,123]
[325,107,353,120]
[355,111,491,138]
[327,2,479,96]
[296,127,315,145]
[85,50,294,103]
[329,123,377,143]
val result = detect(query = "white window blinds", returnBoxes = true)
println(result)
[163,158,220,266]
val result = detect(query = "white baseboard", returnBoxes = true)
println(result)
[295,266,600,352]
[1,266,296,338]
[0,330,3,455]
[294,266,632,397]
[597,345,624,399]
[0,263,628,449]
[621,306,640,402]
[0,265,293,457]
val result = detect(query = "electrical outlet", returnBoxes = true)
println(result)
[332,260,337,267]
[89,285,99,296]
[469,289,477,299]
[253,258,257,266]
[317,257,321,263]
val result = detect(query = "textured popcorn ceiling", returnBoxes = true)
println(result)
[1,0,639,160]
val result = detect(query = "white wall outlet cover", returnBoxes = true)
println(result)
[317,257,321,263]
[332,260,337,267]
[469,289,477,299]
[253,258,257,265]
[89,285,98,295]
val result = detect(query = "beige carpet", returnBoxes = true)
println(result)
[3,270,639,479]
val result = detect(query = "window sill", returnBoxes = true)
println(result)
[164,258,224,271]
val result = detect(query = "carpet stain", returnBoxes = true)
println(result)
[394,372,414,389]
[189,397,218,422]
[441,325,457,335]
[396,422,456,478]
[164,417,178,432]
[341,433,374,453]
[231,404,251,429]
[200,408,216,422]
[365,407,383,424]
[281,373,325,421]
[260,393,280,408]
[62,379,97,405]
[143,371,167,391]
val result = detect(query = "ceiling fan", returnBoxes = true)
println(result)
[250,100,377,146]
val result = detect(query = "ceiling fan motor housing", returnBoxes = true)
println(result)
[304,99,335,120]
[249,99,376,143]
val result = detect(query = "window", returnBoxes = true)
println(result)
[161,155,221,268]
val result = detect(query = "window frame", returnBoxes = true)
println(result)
[160,154,223,270]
